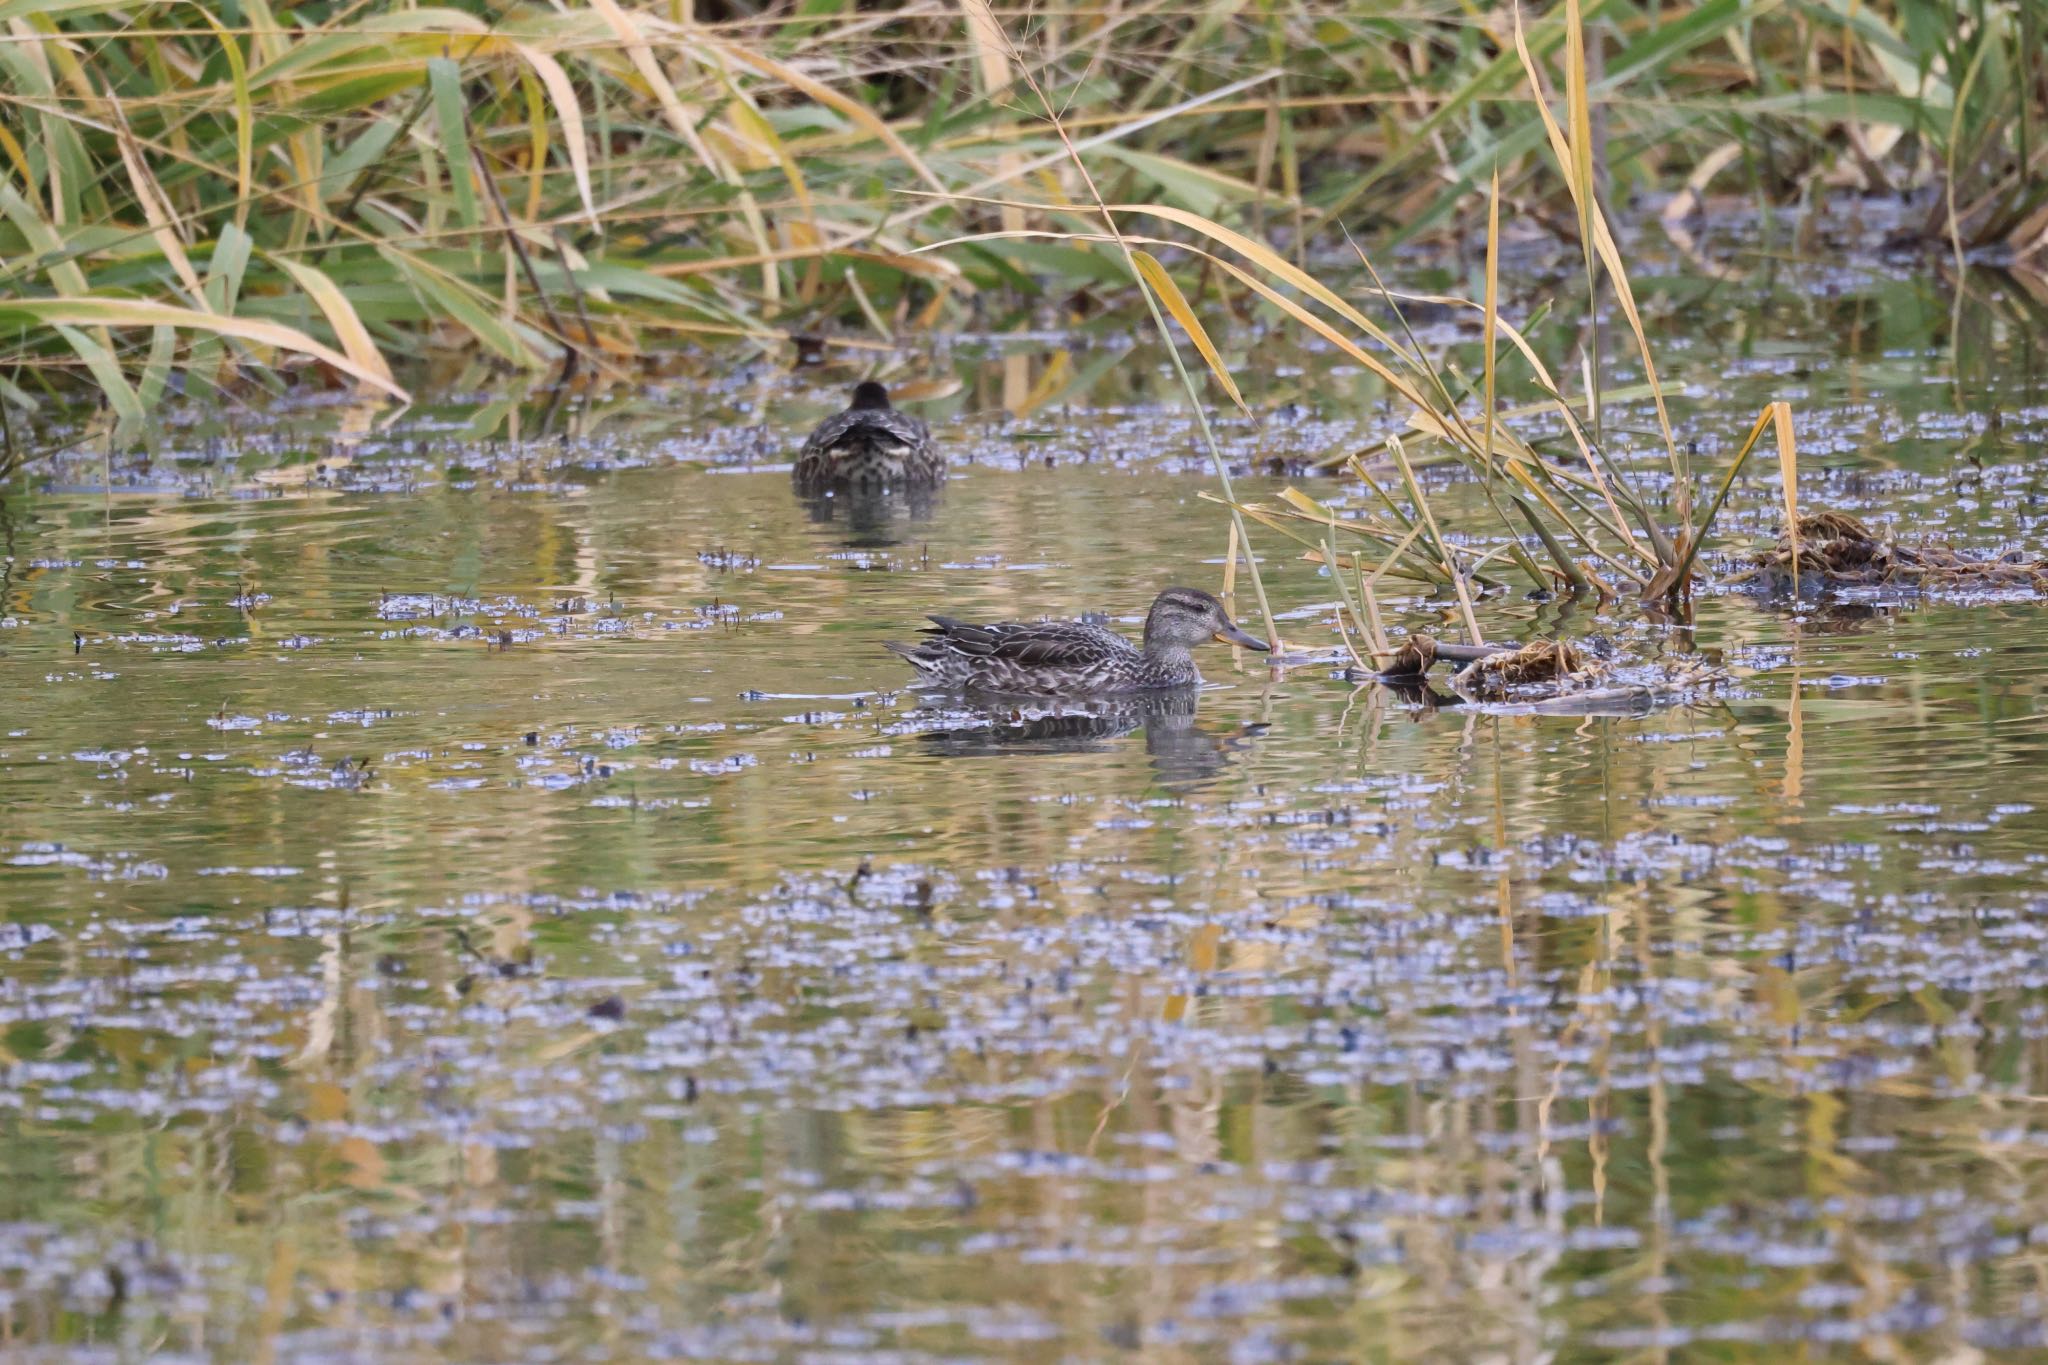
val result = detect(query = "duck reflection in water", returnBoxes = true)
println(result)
[797,482,941,545]
[915,690,1263,787]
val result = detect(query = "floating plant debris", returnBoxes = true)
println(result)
[1376,635,1726,712]
[1729,510,2048,595]
[1451,636,1594,698]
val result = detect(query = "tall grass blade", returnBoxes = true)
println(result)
[1771,400,1800,595]
[1514,2,1688,533]
[1323,531,1374,670]
[1483,165,1501,484]
[1103,203,1428,386]
[270,255,397,394]
[137,324,175,413]
[1563,0,1602,443]
[200,9,255,232]
[959,0,1015,102]
[715,41,949,196]
[1656,403,1785,598]
[8,298,410,401]
[428,58,481,237]
[52,323,143,436]
[382,247,543,370]
[1130,250,1246,414]
[513,43,598,229]
[1389,435,1484,645]
[1515,497,1592,593]
[109,109,205,304]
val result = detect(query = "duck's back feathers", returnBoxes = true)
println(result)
[921,617,1129,666]
[888,615,1192,695]
[794,389,941,492]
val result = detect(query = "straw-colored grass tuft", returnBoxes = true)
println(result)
[1454,638,1596,701]
[1795,511,1882,543]
[1731,511,2048,593]
[1375,631,1730,713]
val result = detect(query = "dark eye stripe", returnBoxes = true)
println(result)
[1157,588,1219,614]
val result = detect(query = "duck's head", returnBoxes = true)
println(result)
[1143,586,1269,654]
[850,380,892,411]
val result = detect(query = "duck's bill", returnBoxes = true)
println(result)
[1214,624,1271,651]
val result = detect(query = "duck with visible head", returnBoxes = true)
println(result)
[887,587,1269,696]
[794,381,942,493]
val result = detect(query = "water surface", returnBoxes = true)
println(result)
[6,229,2048,1360]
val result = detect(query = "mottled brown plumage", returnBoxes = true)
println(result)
[793,381,942,493]
[887,587,1268,696]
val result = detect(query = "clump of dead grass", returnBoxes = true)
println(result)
[1377,634,1599,697]
[1374,633,1727,713]
[1730,511,2048,594]
[1452,638,1597,702]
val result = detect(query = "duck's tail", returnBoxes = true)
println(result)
[884,640,933,670]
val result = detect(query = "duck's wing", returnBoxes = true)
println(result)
[923,617,1131,667]
[799,408,865,456]
[802,408,928,454]
[872,410,931,448]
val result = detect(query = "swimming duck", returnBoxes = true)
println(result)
[793,381,942,492]
[888,587,1269,695]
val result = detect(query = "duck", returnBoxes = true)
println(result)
[887,587,1269,696]
[793,381,942,493]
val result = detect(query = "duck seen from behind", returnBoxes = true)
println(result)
[794,381,942,493]
[888,587,1269,696]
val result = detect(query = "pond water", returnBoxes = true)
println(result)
[5,227,2048,1360]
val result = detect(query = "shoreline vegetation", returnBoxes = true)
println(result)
[2,0,2042,605]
